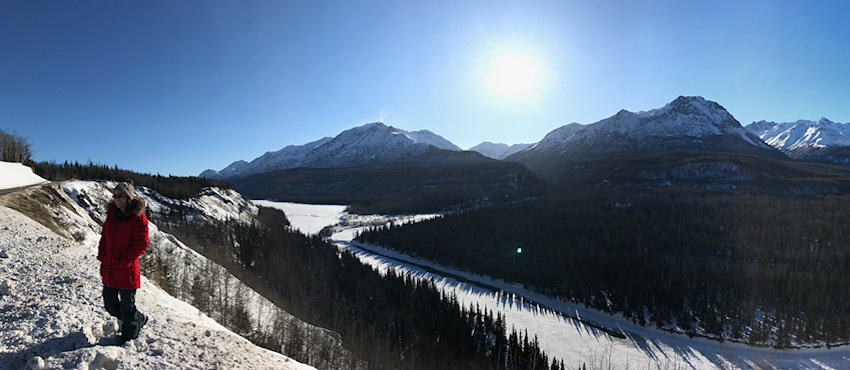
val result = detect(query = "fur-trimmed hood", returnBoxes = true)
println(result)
[105,197,146,219]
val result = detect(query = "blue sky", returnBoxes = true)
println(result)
[2,0,848,176]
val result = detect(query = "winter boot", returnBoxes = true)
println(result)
[138,314,148,332]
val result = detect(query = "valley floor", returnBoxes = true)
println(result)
[266,200,850,370]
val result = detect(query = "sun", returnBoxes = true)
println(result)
[482,49,545,101]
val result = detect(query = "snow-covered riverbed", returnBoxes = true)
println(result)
[258,200,850,370]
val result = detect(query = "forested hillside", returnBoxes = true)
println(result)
[49,164,565,369]
[158,207,566,369]
[229,161,546,214]
[358,192,850,348]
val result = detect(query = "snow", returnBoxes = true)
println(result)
[218,160,250,178]
[584,96,768,147]
[201,122,462,178]
[525,123,586,152]
[251,200,347,235]
[62,180,258,225]
[58,180,341,362]
[249,200,441,240]
[339,242,850,369]
[0,202,312,370]
[243,137,333,177]
[271,200,850,369]
[469,142,511,159]
[403,129,462,151]
[329,213,442,242]
[469,142,533,160]
[746,118,850,151]
[520,96,774,161]
[191,188,259,224]
[0,161,47,190]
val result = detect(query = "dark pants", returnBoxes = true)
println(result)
[103,286,145,341]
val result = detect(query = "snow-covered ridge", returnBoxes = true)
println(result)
[201,122,463,179]
[63,180,258,225]
[507,96,778,170]
[401,128,462,151]
[526,123,585,151]
[746,118,850,151]
[537,96,769,151]
[0,182,313,369]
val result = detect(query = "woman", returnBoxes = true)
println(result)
[97,181,149,344]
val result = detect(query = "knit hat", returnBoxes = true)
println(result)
[113,181,135,199]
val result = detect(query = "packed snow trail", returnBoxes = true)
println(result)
[267,200,850,370]
[0,201,311,369]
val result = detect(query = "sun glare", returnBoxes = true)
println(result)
[481,47,546,103]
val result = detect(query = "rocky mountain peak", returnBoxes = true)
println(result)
[747,117,850,153]
[506,96,781,177]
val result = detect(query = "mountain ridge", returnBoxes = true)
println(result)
[469,142,533,160]
[506,96,784,179]
[201,122,470,179]
[747,117,850,148]
[745,118,850,165]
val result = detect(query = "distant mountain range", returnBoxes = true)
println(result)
[202,122,541,180]
[201,123,468,179]
[202,96,850,207]
[201,123,543,213]
[505,96,784,178]
[746,118,850,165]
[204,97,850,182]
[468,142,532,160]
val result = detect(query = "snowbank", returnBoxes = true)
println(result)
[0,161,46,190]
[0,199,312,369]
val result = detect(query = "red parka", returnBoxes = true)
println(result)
[97,198,149,290]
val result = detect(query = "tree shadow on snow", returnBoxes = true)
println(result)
[0,331,97,368]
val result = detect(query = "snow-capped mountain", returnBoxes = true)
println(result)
[526,123,586,152]
[469,142,532,160]
[403,129,462,151]
[201,122,469,179]
[507,96,783,177]
[746,118,850,154]
[199,160,249,179]
[227,137,334,178]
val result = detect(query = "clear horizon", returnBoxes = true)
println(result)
[2,0,849,176]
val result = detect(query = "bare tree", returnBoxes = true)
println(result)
[0,130,32,163]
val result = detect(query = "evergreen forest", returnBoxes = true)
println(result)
[358,192,850,348]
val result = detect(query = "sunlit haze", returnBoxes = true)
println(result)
[482,46,546,104]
